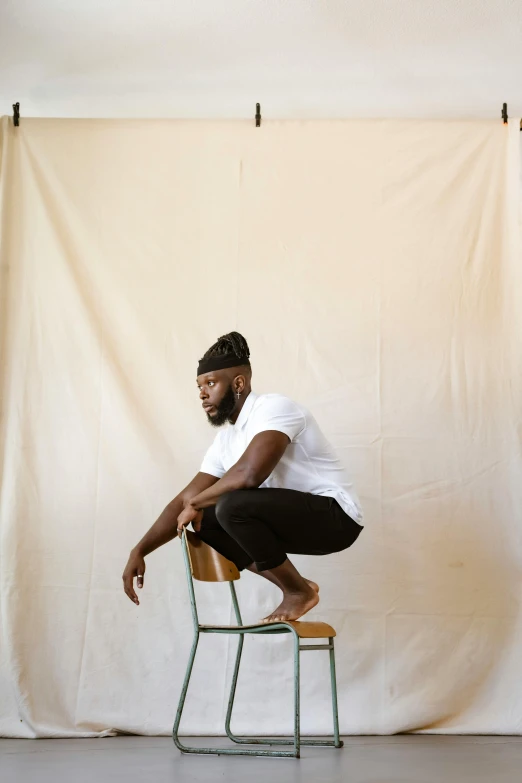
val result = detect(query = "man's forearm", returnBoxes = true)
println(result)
[187,466,255,510]
[133,496,185,557]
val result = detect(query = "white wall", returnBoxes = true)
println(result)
[0,0,521,119]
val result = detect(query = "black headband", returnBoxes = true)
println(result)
[197,354,251,376]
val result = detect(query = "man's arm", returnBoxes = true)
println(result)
[122,472,219,604]
[185,430,290,511]
[135,472,219,556]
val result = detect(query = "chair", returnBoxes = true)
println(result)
[172,529,343,759]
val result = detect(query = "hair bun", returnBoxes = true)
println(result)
[216,331,250,359]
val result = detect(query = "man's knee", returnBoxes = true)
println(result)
[215,490,251,525]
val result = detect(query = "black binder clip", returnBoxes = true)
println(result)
[13,102,20,127]
[501,103,508,124]
[255,103,261,127]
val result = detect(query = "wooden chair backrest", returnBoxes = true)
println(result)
[184,530,240,582]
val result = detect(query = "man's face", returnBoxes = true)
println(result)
[197,371,236,428]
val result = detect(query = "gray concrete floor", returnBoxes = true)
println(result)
[1,735,522,782]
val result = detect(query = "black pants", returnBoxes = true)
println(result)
[197,488,363,572]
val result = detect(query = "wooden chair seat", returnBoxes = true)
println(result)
[200,620,336,638]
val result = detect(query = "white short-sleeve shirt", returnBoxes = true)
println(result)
[200,391,363,523]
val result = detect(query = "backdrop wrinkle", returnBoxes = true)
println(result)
[0,118,521,737]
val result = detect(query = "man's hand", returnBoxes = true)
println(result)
[122,549,146,605]
[177,505,203,535]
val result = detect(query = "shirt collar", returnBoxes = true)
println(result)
[233,390,257,430]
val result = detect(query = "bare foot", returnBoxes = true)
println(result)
[306,579,319,594]
[262,584,320,623]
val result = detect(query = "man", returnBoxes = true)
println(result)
[122,331,363,622]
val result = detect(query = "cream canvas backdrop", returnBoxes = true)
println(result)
[0,118,521,738]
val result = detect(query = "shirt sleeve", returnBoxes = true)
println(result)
[248,397,306,443]
[200,433,226,478]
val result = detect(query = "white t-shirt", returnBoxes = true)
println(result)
[200,391,363,523]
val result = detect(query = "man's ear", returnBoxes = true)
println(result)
[234,373,246,393]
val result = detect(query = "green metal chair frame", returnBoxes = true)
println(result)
[172,529,343,758]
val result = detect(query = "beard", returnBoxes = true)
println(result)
[207,383,237,427]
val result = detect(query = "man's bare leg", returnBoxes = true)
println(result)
[246,558,320,622]
[246,562,319,596]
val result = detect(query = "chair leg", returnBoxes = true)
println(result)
[226,631,301,758]
[224,633,244,743]
[225,633,342,753]
[329,637,344,748]
[293,632,301,758]
[174,631,297,758]
[172,633,200,753]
